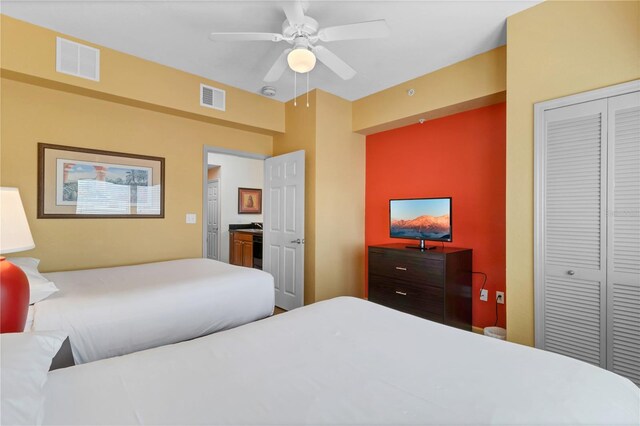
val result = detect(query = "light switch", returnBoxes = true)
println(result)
[186,213,197,224]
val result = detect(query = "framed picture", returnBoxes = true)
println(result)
[38,143,165,218]
[238,188,262,214]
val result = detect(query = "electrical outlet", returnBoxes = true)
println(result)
[496,291,505,304]
[480,289,488,302]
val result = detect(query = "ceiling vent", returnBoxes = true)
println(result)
[56,37,100,81]
[200,84,226,111]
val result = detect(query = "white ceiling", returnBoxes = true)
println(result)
[1,1,539,102]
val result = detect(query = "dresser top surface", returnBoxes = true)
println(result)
[369,243,471,255]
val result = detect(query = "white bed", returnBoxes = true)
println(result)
[32,258,274,364]
[41,297,639,425]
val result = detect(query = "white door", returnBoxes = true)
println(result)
[538,99,608,367]
[606,91,640,384]
[264,150,305,310]
[207,180,220,260]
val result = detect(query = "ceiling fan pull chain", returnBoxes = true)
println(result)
[294,71,297,107]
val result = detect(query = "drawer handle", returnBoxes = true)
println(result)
[395,266,407,271]
[395,291,407,296]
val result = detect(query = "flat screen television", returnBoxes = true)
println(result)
[389,197,452,250]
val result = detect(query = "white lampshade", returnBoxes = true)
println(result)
[287,48,316,73]
[0,187,35,254]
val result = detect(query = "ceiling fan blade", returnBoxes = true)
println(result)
[318,19,390,42]
[209,32,283,42]
[264,49,292,82]
[312,45,356,80]
[282,1,305,26]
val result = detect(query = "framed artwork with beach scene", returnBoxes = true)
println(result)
[38,143,164,218]
[238,188,262,214]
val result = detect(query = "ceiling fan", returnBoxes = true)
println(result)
[209,1,390,82]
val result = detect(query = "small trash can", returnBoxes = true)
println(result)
[484,326,506,340]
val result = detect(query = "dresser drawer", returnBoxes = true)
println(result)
[368,275,444,320]
[369,250,444,288]
[367,244,472,330]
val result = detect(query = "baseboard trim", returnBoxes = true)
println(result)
[472,326,484,335]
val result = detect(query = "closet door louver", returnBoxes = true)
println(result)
[541,100,607,367]
[607,92,640,385]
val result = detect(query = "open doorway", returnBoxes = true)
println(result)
[202,146,307,311]
[202,146,267,264]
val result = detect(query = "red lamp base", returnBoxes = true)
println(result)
[0,257,30,333]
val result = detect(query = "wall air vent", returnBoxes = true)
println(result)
[56,37,100,81]
[200,84,226,111]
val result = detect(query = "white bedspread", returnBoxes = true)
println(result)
[42,297,639,425]
[34,258,274,364]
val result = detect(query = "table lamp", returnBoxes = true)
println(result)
[0,187,35,332]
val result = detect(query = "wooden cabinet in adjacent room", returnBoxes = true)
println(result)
[230,231,253,268]
[368,244,472,330]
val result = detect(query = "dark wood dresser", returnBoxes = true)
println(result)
[368,244,472,330]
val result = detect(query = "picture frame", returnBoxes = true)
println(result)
[238,188,262,214]
[38,143,165,218]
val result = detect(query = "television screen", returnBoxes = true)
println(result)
[389,198,452,242]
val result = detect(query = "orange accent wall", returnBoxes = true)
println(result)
[365,102,506,328]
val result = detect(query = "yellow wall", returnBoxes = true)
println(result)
[352,47,506,134]
[207,167,220,181]
[273,90,365,304]
[0,15,277,272]
[315,90,365,300]
[1,78,271,272]
[273,92,317,305]
[1,15,284,134]
[506,0,640,345]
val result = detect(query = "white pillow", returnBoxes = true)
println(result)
[0,330,68,425]
[7,258,59,304]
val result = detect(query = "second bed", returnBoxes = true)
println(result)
[30,258,274,363]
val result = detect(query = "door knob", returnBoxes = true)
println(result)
[567,270,575,276]
[290,239,301,244]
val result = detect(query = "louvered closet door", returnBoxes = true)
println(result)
[607,91,640,385]
[542,100,608,367]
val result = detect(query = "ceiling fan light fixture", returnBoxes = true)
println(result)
[287,47,316,73]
